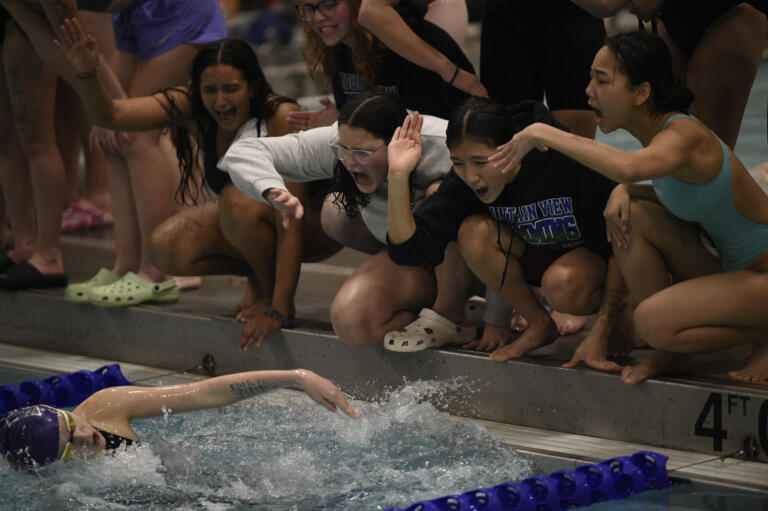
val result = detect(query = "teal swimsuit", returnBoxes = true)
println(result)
[652,114,768,271]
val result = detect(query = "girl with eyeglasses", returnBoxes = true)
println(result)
[285,0,474,132]
[220,92,481,349]
[0,369,357,470]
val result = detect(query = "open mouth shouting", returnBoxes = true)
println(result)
[474,185,489,200]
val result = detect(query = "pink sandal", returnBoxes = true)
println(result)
[61,200,113,232]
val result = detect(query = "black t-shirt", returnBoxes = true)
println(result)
[388,101,616,267]
[331,0,473,119]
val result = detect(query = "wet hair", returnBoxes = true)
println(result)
[156,38,277,204]
[333,91,407,217]
[603,31,694,114]
[298,0,383,89]
[446,97,525,151]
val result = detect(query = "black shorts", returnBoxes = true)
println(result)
[519,246,569,287]
[660,0,768,56]
[480,1,605,111]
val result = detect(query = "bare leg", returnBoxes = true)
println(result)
[658,4,766,148]
[331,251,437,347]
[320,194,383,254]
[615,200,722,384]
[5,23,66,274]
[0,44,34,262]
[424,0,467,45]
[457,214,557,362]
[117,44,198,283]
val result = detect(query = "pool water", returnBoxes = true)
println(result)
[592,481,768,510]
[0,379,535,510]
[0,365,55,387]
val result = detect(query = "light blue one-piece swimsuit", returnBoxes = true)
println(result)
[652,114,768,271]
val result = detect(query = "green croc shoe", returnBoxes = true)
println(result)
[88,271,179,307]
[65,268,120,303]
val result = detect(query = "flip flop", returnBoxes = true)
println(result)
[65,268,121,303]
[88,271,179,307]
[384,308,477,352]
[0,261,68,291]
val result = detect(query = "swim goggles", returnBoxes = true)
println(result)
[40,405,76,460]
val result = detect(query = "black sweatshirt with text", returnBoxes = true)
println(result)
[387,101,616,267]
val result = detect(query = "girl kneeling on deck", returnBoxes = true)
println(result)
[220,92,480,349]
[490,31,768,383]
[0,369,357,470]
[385,100,622,364]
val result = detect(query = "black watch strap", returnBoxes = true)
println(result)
[264,307,294,328]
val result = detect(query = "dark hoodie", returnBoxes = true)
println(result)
[387,101,616,268]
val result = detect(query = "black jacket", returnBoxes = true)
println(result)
[388,101,616,267]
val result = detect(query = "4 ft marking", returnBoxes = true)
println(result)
[694,392,768,455]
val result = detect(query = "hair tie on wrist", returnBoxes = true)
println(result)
[447,64,460,86]
[77,65,99,80]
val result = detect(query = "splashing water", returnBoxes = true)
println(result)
[0,379,534,510]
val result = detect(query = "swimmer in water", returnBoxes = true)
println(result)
[0,369,358,470]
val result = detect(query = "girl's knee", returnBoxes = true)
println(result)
[149,221,181,273]
[457,215,495,260]
[541,265,582,308]
[633,297,671,349]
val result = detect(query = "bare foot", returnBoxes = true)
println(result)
[230,279,262,315]
[174,276,202,290]
[551,311,590,335]
[27,252,64,274]
[490,318,558,362]
[728,342,768,382]
[621,351,682,385]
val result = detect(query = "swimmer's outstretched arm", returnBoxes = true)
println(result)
[54,17,191,131]
[83,370,359,421]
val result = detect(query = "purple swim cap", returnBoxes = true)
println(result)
[0,405,62,469]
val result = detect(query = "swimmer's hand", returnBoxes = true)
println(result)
[297,370,359,418]
[54,17,99,78]
[90,125,131,157]
[265,188,304,230]
[285,98,339,132]
[489,123,548,176]
[388,112,424,177]
[463,322,511,352]
[604,184,631,249]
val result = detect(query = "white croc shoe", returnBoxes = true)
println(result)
[384,308,478,352]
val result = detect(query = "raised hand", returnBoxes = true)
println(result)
[53,17,99,77]
[265,188,304,229]
[285,98,339,132]
[387,112,424,177]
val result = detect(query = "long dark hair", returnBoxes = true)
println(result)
[446,96,524,150]
[333,91,407,217]
[158,38,275,204]
[604,31,694,114]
